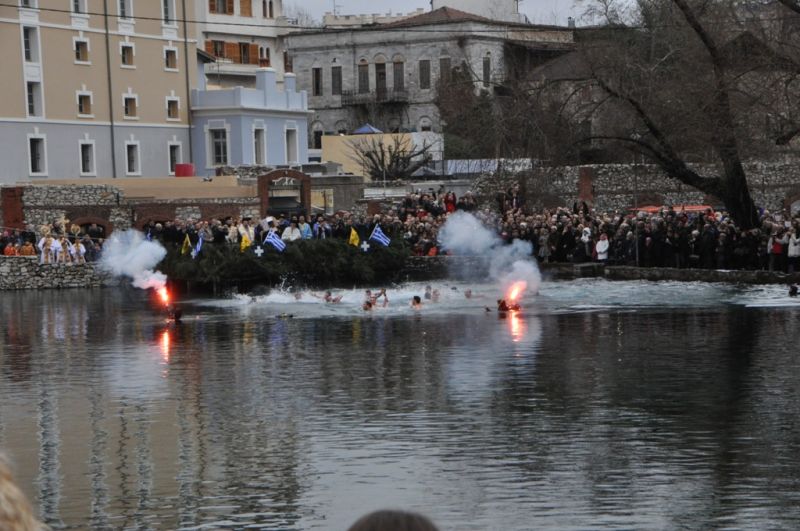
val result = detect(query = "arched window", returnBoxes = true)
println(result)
[418,116,432,132]
[358,59,369,94]
[268,0,274,18]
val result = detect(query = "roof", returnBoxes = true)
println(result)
[196,48,216,64]
[379,7,495,28]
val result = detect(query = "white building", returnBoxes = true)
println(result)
[286,7,574,148]
[194,0,299,89]
[322,9,425,28]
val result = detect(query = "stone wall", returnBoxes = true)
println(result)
[477,162,800,213]
[0,257,118,290]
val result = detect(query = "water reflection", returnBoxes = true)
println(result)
[0,288,799,529]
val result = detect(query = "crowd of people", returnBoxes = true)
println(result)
[4,184,800,274]
[1,221,106,264]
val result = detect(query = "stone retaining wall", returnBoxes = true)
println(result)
[0,257,118,290]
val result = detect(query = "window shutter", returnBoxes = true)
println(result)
[225,42,239,63]
[205,40,214,55]
[249,44,259,64]
[240,0,252,16]
[226,0,234,14]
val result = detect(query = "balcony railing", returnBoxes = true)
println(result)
[341,89,408,106]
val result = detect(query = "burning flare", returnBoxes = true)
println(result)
[158,287,170,306]
[507,281,527,303]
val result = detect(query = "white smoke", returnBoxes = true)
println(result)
[100,230,168,290]
[439,211,541,295]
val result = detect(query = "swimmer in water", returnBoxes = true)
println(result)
[790,284,798,297]
[411,295,423,309]
[492,299,520,312]
[424,286,432,300]
[365,288,389,307]
[431,289,440,303]
[313,290,342,303]
[362,300,373,311]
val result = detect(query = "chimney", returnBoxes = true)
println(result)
[567,16,576,28]
[256,67,277,94]
[284,72,297,92]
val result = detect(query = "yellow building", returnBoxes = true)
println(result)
[0,0,197,183]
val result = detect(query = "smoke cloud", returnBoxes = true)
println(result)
[439,212,541,295]
[100,230,168,290]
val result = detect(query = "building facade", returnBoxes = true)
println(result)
[286,7,574,149]
[0,0,197,184]
[191,68,310,175]
[195,0,298,89]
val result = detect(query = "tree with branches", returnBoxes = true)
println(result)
[347,135,434,181]
[572,0,800,229]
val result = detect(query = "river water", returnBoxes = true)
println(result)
[1,280,799,530]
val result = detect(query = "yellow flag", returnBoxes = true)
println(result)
[240,233,251,252]
[349,227,360,247]
[181,234,191,255]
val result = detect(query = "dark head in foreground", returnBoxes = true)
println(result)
[790,285,798,297]
[347,510,439,531]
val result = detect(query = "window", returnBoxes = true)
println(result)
[393,62,404,91]
[164,48,178,70]
[285,128,298,163]
[240,0,251,16]
[167,98,179,119]
[358,63,369,94]
[210,129,227,165]
[483,56,491,87]
[124,95,137,118]
[79,142,94,175]
[121,44,134,66]
[209,0,228,14]
[20,0,37,7]
[313,130,323,149]
[162,0,174,24]
[419,59,430,90]
[254,128,265,164]
[78,93,92,115]
[331,66,342,96]
[29,137,45,175]
[168,143,181,174]
[72,0,86,14]
[26,82,41,116]
[118,0,132,18]
[268,0,274,18]
[23,27,38,62]
[74,39,89,62]
[262,0,267,17]
[312,67,322,96]
[239,42,250,63]
[212,40,225,58]
[439,57,451,84]
[259,46,270,66]
[126,143,139,175]
[419,117,432,132]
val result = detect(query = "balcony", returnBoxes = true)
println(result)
[341,89,408,106]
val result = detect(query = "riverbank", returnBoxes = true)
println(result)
[0,255,798,290]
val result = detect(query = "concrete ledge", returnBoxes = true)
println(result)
[604,266,800,285]
[0,257,118,290]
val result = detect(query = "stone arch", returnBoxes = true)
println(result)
[373,53,387,64]
[391,53,405,63]
[418,115,433,132]
[257,169,312,217]
[132,207,176,230]
[310,120,325,149]
[784,189,800,215]
[71,215,113,236]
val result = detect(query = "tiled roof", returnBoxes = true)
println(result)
[380,7,495,28]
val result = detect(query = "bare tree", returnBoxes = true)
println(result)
[570,0,800,229]
[347,135,433,181]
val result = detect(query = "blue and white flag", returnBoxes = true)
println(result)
[191,233,204,259]
[369,224,391,247]
[145,230,152,242]
[265,230,286,252]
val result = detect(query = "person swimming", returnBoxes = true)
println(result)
[313,290,342,303]
[790,284,798,297]
[365,288,389,307]
[424,286,432,300]
[431,289,440,303]
[362,300,373,311]
[411,295,423,309]
[492,299,520,312]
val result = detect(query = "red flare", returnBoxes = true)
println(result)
[507,281,527,303]
[158,287,170,305]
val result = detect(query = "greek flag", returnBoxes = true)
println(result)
[145,230,152,242]
[265,230,286,252]
[369,224,391,247]
[191,233,204,259]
